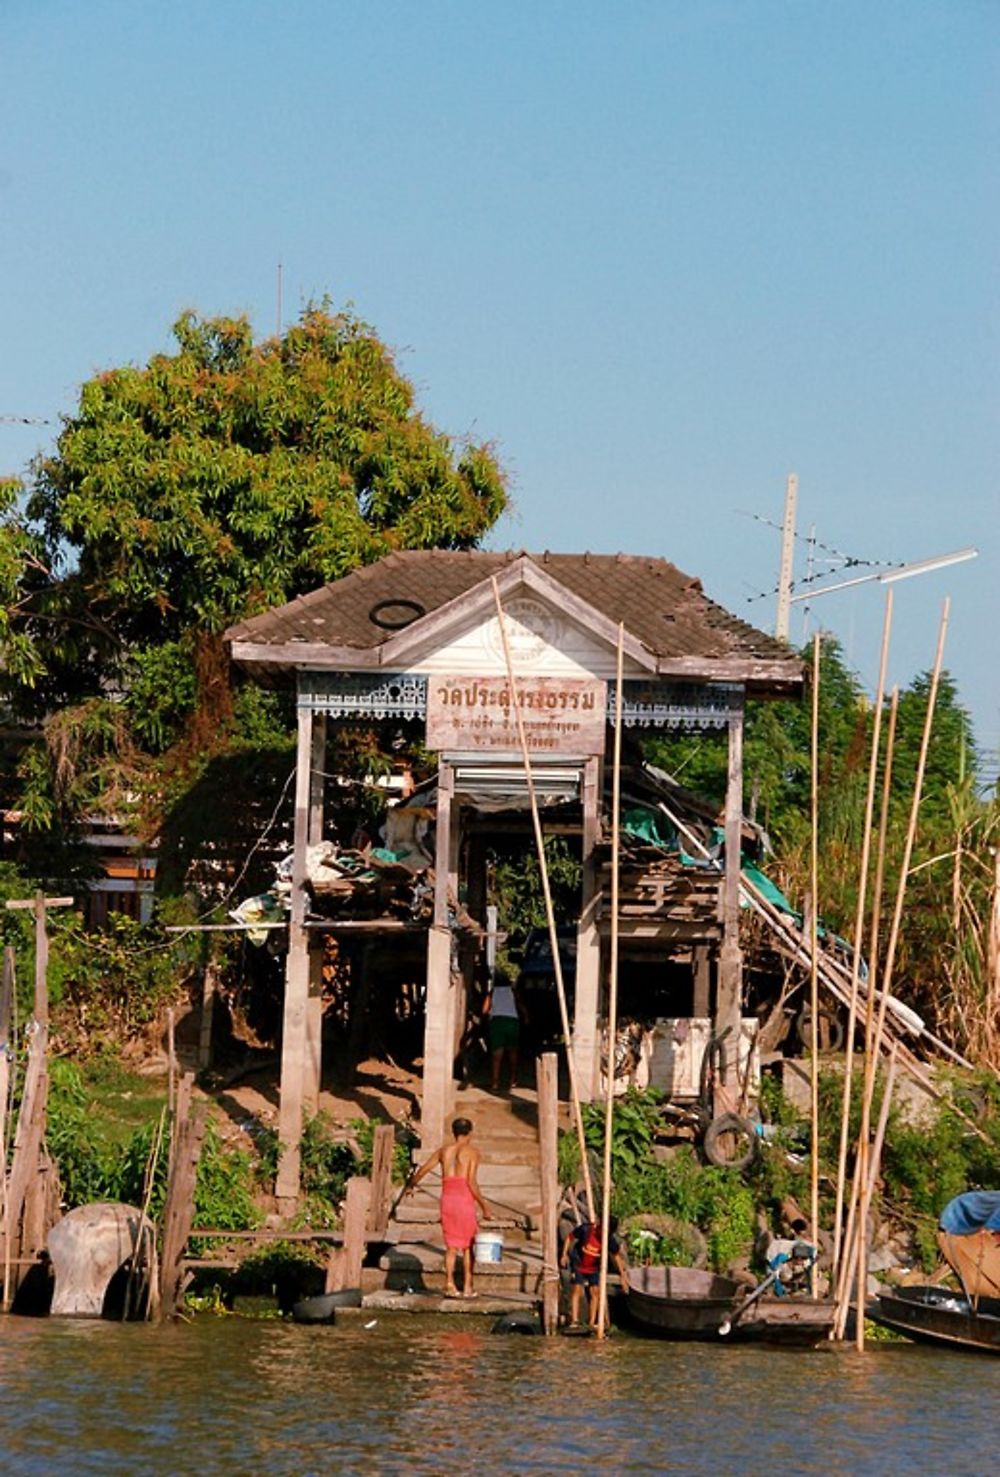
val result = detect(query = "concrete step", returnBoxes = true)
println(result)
[369,1240,544,1296]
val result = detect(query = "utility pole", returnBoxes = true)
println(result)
[775,473,798,641]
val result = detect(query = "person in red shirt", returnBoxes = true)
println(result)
[560,1216,629,1327]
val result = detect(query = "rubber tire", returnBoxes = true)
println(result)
[795,1004,845,1055]
[702,1113,758,1171]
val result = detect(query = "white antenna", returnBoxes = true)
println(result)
[789,547,978,604]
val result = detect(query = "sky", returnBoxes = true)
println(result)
[2,2,997,770]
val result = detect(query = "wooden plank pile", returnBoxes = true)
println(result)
[598,847,722,934]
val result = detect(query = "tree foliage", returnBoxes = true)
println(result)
[2,305,507,869]
[648,638,1000,1066]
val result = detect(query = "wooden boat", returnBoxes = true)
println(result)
[871,1285,1000,1355]
[625,1265,834,1346]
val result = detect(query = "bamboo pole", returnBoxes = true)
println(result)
[855,598,950,1349]
[832,591,893,1285]
[491,579,595,1219]
[124,1104,167,1321]
[0,947,12,1311]
[832,686,900,1336]
[835,1042,899,1340]
[808,633,821,1296]
[597,624,625,1340]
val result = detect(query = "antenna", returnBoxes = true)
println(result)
[276,262,283,337]
[789,547,978,604]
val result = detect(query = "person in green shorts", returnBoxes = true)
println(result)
[485,969,525,1092]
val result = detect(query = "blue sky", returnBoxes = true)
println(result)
[3,2,997,766]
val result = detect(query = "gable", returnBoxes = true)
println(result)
[398,588,650,680]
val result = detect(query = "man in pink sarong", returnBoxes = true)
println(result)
[405,1117,490,1297]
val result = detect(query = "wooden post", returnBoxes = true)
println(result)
[303,942,325,1118]
[573,754,602,1101]
[537,1052,561,1335]
[276,703,315,1204]
[325,1175,371,1293]
[692,946,711,1019]
[597,624,624,1340]
[715,691,745,1100]
[832,592,892,1285]
[166,1007,177,1119]
[808,633,821,1296]
[368,1124,396,1240]
[159,1073,207,1318]
[5,893,73,1027]
[422,760,455,1149]
[2,1021,48,1309]
[197,960,217,1072]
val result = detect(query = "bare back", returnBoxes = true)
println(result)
[441,1139,480,1181]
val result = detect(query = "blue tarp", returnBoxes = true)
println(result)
[939,1192,1000,1236]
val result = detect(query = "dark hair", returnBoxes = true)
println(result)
[452,1117,473,1137]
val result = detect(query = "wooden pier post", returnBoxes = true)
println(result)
[160,1072,207,1317]
[536,1052,561,1335]
[326,1175,371,1293]
[368,1124,396,1241]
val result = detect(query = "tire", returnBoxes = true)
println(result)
[795,1005,845,1055]
[702,1113,758,1171]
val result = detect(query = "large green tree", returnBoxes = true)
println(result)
[3,305,508,867]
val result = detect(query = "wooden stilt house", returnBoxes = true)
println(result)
[226,550,803,1203]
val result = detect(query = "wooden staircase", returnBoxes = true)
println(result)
[367,1083,562,1301]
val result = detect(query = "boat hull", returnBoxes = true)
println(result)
[872,1286,1000,1355]
[625,1266,833,1346]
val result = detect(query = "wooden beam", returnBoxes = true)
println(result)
[229,640,380,669]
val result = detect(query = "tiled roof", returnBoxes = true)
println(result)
[226,549,801,688]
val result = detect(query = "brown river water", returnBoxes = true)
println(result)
[1,1313,996,1475]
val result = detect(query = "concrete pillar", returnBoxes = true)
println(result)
[302,715,326,1114]
[421,760,456,1147]
[276,703,314,1205]
[573,755,602,1100]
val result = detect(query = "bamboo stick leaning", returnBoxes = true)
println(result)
[832,686,900,1335]
[491,578,595,1220]
[808,633,821,1296]
[597,623,625,1340]
[832,591,893,1286]
[853,599,950,1349]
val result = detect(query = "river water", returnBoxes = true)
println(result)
[1,1313,996,1475]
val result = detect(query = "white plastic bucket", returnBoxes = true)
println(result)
[474,1232,504,1264]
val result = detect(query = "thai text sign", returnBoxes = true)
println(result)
[425,676,607,754]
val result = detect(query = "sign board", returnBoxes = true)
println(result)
[425,676,607,755]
